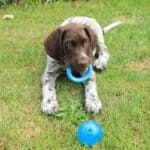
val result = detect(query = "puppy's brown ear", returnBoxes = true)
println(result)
[84,25,97,49]
[44,28,64,60]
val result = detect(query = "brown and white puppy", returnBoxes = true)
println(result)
[41,16,121,114]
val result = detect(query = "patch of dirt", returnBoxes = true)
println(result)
[0,137,8,150]
[0,101,10,122]
[126,58,150,71]
[114,16,135,24]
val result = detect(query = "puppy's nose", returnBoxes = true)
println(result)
[77,53,89,65]
[77,58,89,66]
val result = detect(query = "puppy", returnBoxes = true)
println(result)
[41,16,121,114]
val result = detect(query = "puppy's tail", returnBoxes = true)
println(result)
[103,21,121,33]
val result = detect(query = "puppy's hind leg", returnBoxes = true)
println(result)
[94,43,110,71]
[93,26,110,71]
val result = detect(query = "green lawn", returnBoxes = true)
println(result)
[0,0,149,149]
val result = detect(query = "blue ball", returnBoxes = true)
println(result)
[77,120,103,146]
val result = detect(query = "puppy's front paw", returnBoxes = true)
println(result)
[41,99,59,114]
[85,97,102,114]
[94,53,109,71]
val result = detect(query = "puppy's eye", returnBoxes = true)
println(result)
[82,39,89,47]
[65,40,75,50]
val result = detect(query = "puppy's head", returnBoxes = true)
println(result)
[44,23,97,73]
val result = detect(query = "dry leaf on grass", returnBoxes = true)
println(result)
[3,14,14,20]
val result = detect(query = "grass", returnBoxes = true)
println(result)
[0,0,149,149]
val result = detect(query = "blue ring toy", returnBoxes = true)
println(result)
[66,64,93,83]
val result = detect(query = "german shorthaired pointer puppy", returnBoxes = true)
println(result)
[41,16,121,114]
